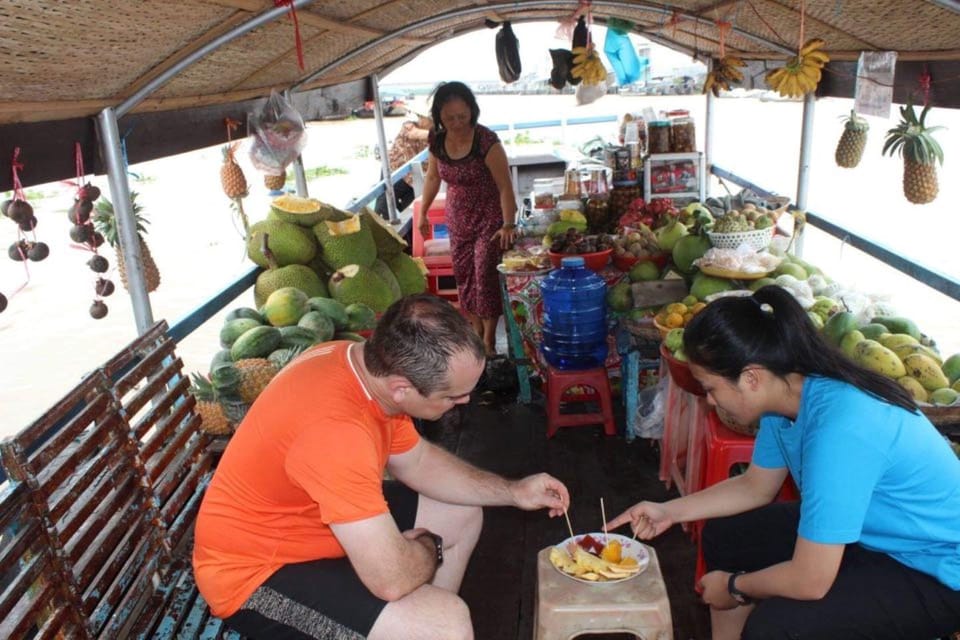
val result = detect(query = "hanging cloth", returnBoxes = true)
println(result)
[603,29,640,85]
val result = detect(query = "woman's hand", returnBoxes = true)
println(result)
[605,501,674,540]
[491,226,517,250]
[418,215,431,239]
[699,570,739,610]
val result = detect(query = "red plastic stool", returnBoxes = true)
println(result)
[544,365,616,438]
[412,195,458,303]
[693,410,799,589]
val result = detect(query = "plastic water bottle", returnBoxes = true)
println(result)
[540,256,608,370]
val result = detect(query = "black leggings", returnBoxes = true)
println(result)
[702,502,960,640]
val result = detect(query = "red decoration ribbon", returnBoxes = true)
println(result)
[716,20,731,58]
[74,141,86,192]
[274,0,305,71]
[919,68,932,106]
[11,147,26,202]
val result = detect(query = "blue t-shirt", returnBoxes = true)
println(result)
[754,376,960,589]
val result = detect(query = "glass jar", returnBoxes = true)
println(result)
[648,121,671,155]
[668,110,696,153]
[584,195,610,233]
[563,169,582,198]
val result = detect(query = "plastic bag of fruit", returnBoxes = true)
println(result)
[249,90,307,176]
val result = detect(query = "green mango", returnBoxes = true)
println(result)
[859,323,891,341]
[822,311,858,346]
[871,316,922,341]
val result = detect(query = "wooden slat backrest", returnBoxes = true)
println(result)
[0,478,84,639]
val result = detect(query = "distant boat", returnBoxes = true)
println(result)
[352,98,408,118]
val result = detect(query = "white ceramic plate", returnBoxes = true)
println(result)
[552,532,650,584]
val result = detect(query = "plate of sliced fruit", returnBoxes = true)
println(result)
[549,533,649,584]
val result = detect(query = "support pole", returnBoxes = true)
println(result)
[703,67,716,198]
[372,73,399,223]
[285,89,309,197]
[96,107,154,334]
[794,91,816,256]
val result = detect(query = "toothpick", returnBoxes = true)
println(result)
[562,507,575,540]
[600,498,608,543]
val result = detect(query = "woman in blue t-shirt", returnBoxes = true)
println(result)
[608,285,960,639]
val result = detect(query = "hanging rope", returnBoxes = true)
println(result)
[74,142,86,192]
[9,148,31,293]
[716,20,732,58]
[919,67,932,106]
[798,0,806,54]
[668,10,682,40]
[274,0,305,71]
[225,117,241,142]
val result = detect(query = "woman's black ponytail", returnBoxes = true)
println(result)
[683,285,917,412]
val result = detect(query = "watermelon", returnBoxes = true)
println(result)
[230,326,282,360]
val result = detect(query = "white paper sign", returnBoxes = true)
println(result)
[855,51,897,118]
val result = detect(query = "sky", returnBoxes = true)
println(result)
[382,21,703,89]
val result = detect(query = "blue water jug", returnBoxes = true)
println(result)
[540,256,608,370]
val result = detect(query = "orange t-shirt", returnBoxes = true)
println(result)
[193,341,420,618]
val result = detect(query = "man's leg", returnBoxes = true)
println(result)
[367,494,482,640]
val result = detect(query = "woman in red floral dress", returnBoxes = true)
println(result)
[418,82,517,356]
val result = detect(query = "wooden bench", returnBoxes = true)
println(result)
[0,321,240,639]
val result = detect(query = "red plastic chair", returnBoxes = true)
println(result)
[412,195,458,303]
[544,365,616,438]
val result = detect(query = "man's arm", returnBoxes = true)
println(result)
[388,439,569,515]
[330,513,439,601]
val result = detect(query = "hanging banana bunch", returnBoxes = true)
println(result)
[765,38,830,98]
[571,44,607,86]
[703,56,746,97]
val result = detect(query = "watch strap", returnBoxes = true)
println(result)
[728,571,752,605]
[419,531,444,565]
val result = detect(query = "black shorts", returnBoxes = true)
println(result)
[702,501,960,639]
[223,481,419,640]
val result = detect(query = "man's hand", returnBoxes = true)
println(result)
[699,570,739,610]
[605,501,674,540]
[509,473,570,517]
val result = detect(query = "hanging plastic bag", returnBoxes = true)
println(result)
[604,28,640,85]
[575,80,607,106]
[249,90,307,176]
[496,22,521,83]
[549,49,573,90]
[567,16,589,85]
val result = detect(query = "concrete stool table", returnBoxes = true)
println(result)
[534,545,673,640]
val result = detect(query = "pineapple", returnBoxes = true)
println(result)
[835,110,868,168]
[93,192,161,293]
[234,358,279,404]
[220,143,248,199]
[190,373,233,435]
[882,102,944,204]
[264,172,286,191]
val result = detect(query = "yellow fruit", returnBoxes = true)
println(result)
[854,340,906,379]
[665,312,684,329]
[665,303,689,315]
[879,333,919,350]
[682,312,694,325]
[902,353,950,391]
[600,540,622,563]
[691,302,707,314]
[897,376,928,403]
[893,343,943,366]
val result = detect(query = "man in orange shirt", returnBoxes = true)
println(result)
[194,294,570,639]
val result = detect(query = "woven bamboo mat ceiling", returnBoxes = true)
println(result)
[0,0,958,124]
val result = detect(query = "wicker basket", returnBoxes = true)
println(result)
[707,227,774,251]
[920,403,960,427]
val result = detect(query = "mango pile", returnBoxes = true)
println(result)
[247,195,428,312]
[823,313,960,406]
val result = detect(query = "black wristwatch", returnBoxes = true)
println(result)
[418,531,444,565]
[728,571,753,605]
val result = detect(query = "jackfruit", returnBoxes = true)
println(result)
[254,264,328,308]
[385,253,428,296]
[328,264,395,313]
[370,259,402,303]
[313,216,377,270]
[361,209,408,257]
[269,194,325,226]
[247,219,317,267]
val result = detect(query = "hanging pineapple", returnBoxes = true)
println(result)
[93,191,161,293]
[221,142,250,232]
[882,102,944,204]
[264,172,286,191]
[835,110,869,168]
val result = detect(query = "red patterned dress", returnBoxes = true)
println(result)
[429,125,505,318]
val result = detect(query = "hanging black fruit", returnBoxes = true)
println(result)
[0,199,11,217]
[69,224,93,243]
[7,200,33,224]
[69,199,93,224]
[89,300,108,319]
[79,183,101,201]
[95,278,115,297]
[89,232,105,248]
[88,255,109,272]
[18,215,37,232]
[8,240,28,261]
[27,242,49,261]
[0,292,7,313]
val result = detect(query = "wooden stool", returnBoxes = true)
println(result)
[534,545,673,640]
[544,365,616,438]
